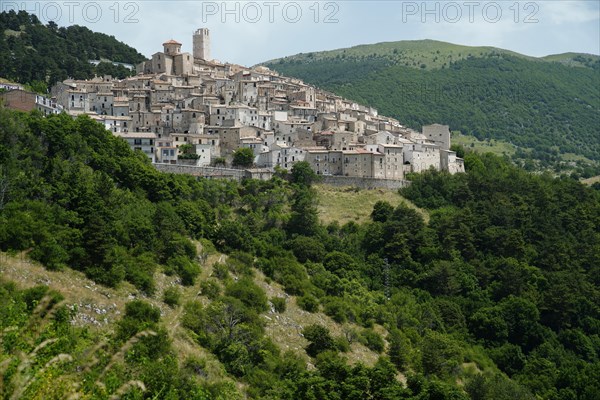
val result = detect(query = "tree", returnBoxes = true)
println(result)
[286,187,320,237]
[303,324,337,357]
[290,161,318,187]
[421,330,463,378]
[232,148,254,168]
[371,200,394,223]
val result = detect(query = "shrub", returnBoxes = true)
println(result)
[212,262,230,280]
[322,297,355,324]
[303,324,336,357]
[200,279,221,299]
[359,329,385,353]
[168,255,201,286]
[287,236,326,263]
[297,294,319,313]
[163,286,181,308]
[271,297,287,313]
[334,336,350,353]
[225,278,268,313]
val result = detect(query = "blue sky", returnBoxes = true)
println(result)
[5,1,600,65]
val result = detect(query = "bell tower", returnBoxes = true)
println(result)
[193,28,211,61]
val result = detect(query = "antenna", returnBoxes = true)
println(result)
[384,257,390,301]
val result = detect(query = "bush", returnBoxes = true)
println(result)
[359,329,385,353]
[322,297,355,324]
[297,294,319,313]
[287,236,326,263]
[167,255,201,286]
[212,262,230,280]
[163,286,181,308]
[334,336,350,353]
[200,279,221,299]
[271,297,287,313]
[232,148,255,168]
[225,278,268,312]
[303,324,336,357]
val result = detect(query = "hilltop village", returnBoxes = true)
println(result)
[47,29,464,180]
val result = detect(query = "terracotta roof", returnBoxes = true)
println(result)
[163,39,182,45]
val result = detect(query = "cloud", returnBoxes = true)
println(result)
[6,0,599,64]
[541,1,600,24]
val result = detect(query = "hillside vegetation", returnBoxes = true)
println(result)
[1,107,600,399]
[262,40,600,170]
[314,185,427,225]
[264,39,545,70]
[0,10,145,89]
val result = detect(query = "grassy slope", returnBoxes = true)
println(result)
[315,184,429,225]
[263,39,533,70]
[0,246,387,383]
[582,175,600,185]
[263,39,598,71]
[542,52,600,68]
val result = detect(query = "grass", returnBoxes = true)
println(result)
[452,131,517,158]
[452,133,596,169]
[264,39,598,72]
[542,52,600,68]
[315,184,429,225]
[264,39,541,70]
[561,152,594,163]
[582,175,600,185]
[0,241,390,380]
[3,29,22,38]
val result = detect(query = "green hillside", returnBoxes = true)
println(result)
[0,10,146,89]
[1,106,600,399]
[262,40,600,167]
[264,39,543,70]
[542,52,600,69]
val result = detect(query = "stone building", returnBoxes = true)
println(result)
[50,28,464,180]
[0,89,63,115]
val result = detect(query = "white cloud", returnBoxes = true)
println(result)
[7,0,599,64]
[541,1,600,24]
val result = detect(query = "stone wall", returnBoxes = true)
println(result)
[153,163,274,181]
[154,163,246,180]
[320,175,409,190]
[154,163,407,189]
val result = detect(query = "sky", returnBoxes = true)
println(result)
[4,1,600,66]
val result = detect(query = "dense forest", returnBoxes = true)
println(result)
[1,106,599,399]
[0,10,146,89]
[264,49,600,165]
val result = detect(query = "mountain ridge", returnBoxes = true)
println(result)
[260,39,600,71]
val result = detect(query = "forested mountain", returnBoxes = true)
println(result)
[1,106,599,399]
[262,40,600,166]
[0,10,146,88]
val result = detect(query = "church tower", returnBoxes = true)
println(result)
[193,28,211,61]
